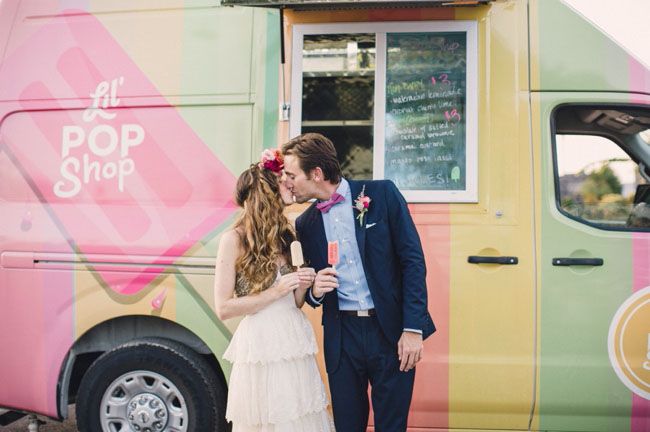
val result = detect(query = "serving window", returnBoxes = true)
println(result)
[291,21,478,202]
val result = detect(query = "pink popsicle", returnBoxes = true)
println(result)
[328,241,339,266]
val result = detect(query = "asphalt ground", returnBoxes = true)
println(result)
[1,406,77,432]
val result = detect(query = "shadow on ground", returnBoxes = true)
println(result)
[2,405,77,432]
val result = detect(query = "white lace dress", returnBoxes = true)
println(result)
[223,268,334,431]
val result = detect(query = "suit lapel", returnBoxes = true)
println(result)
[349,180,366,262]
[304,203,328,267]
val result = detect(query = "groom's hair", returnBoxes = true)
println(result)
[282,133,342,183]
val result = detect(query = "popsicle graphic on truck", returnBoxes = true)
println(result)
[3,13,237,293]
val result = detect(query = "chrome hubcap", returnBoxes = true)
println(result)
[100,370,188,432]
[127,393,168,431]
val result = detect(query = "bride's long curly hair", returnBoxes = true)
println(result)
[233,164,296,294]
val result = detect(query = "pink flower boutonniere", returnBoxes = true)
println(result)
[354,185,371,227]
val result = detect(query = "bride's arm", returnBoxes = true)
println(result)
[214,230,290,320]
[293,286,308,308]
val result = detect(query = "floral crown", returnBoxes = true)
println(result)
[258,149,284,175]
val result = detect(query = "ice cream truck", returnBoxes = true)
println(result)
[0,0,649,431]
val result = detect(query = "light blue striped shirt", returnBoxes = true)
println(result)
[307,180,423,335]
[318,179,374,311]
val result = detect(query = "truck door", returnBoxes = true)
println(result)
[532,97,650,432]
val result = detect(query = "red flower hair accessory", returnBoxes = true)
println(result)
[258,149,284,175]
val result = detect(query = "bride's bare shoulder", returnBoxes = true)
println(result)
[220,229,242,249]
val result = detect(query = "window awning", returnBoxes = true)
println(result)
[221,0,493,10]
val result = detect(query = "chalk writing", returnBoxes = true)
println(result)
[384,32,467,191]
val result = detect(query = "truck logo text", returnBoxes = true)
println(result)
[53,77,144,199]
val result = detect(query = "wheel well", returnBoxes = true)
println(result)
[58,315,227,419]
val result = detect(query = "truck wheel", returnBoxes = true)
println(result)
[76,338,228,432]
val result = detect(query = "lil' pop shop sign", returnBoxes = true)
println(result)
[54,77,143,199]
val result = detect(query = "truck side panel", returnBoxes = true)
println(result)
[0,0,280,416]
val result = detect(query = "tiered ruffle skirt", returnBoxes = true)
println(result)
[223,294,334,431]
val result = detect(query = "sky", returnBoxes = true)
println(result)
[564,0,650,68]
[556,135,637,185]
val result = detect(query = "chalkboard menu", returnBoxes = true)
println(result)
[384,32,470,196]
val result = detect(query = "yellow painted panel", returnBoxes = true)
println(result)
[75,271,177,338]
[449,2,534,429]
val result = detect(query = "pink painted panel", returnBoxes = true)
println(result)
[0,130,77,415]
[0,269,73,416]
[629,60,650,432]
[631,233,650,432]
[409,221,450,428]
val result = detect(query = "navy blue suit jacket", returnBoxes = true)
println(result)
[296,179,435,373]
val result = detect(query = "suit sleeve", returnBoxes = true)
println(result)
[296,212,324,309]
[385,180,428,332]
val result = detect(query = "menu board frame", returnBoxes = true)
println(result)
[291,21,478,203]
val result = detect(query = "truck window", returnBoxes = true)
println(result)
[299,33,376,179]
[553,105,650,231]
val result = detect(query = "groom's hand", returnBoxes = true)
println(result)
[398,331,423,372]
[312,267,338,298]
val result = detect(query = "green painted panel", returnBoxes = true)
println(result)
[537,93,634,432]
[262,9,280,149]
[537,0,631,92]
[175,272,234,380]
[181,6,254,96]
[173,5,283,384]
[175,214,240,380]
[248,8,281,159]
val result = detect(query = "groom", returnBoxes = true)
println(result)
[282,133,435,431]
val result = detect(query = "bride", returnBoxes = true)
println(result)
[213,150,334,431]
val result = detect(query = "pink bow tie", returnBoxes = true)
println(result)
[316,193,344,213]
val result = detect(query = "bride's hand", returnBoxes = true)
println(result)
[272,273,301,298]
[296,267,316,291]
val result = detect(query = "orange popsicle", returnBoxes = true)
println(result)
[327,241,339,267]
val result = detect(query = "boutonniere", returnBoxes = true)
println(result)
[354,185,371,227]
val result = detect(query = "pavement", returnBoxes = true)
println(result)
[1,406,77,432]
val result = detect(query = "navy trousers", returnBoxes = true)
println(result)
[328,314,415,432]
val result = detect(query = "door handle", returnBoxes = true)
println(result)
[467,256,518,265]
[552,258,604,266]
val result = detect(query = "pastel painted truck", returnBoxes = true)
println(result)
[0,0,649,431]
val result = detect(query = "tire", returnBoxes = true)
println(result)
[76,337,229,432]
